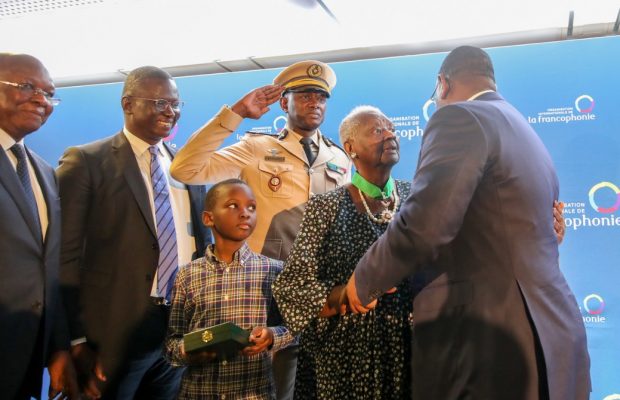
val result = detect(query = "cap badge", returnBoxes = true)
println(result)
[307,64,323,77]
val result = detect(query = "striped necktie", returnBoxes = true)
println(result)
[149,146,178,301]
[10,144,41,230]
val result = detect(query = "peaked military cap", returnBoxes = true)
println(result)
[273,60,337,97]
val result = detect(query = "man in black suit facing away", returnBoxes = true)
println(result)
[0,53,78,399]
[57,66,210,399]
[346,46,590,400]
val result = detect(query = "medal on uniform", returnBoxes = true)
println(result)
[268,175,282,192]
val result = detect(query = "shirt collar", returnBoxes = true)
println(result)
[0,127,21,151]
[205,242,252,268]
[123,127,165,157]
[286,125,319,146]
[468,90,495,101]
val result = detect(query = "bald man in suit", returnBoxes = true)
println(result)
[0,53,78,400]
[346,46,590,400]
[57,66,210,399]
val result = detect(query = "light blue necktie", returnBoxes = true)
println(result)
[10,144,41,231]
[149,146,178,301]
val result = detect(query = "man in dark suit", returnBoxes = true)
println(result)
[0,53,78,399]
[57,66,210,399]
[345,46,591,399]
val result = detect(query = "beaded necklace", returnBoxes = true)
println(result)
[357,185,400,224]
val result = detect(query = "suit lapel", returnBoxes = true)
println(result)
[0,148,43,242]
[112,133,157,238]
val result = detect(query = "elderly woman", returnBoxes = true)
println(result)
[273,105,413,399]
[272,106,566,400]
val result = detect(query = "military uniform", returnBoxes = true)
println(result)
[171,59,349,400]
[170,105,351,260]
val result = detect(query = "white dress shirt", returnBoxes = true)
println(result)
[123,128,197,297]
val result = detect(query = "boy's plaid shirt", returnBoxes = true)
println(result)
[166,243,294,399]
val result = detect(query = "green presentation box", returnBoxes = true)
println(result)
[184,322,250,359]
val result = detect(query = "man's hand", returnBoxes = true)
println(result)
[47,350,79,399]
[71,343,106,399]
[343,272,377,314]
[181,341,217,366]
[319,285,348,317]
[242,327,274,356]
[554,200,566,244]
[231,85,284,119]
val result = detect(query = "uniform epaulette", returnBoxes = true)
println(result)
[245,130,279,137]
[321,134,346,153]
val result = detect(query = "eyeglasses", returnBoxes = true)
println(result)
[0,80,61,106]
[128,96,184,112]
[429,75,449,103]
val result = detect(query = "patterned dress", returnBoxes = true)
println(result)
[273,180,413,400]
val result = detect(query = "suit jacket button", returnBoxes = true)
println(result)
[31,300,42,311]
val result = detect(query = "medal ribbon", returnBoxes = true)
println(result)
[351,172,395,199]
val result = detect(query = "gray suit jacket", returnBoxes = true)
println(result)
[354,92,590,400]
[57,132,210,384]
[0,146,68,398]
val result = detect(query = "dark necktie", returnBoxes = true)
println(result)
[10,144,41,228]
[149,146,178,301]
[300,137,317,166]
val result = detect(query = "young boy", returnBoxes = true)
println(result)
[165,179,293,399]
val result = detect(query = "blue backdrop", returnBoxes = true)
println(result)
[30,36,619,399]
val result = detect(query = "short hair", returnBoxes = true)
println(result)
[204,178,250,212]
[439,45,495,82]
[339,105,387,145]
[122,66,173,96]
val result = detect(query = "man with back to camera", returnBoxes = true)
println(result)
[170,60,352,399]
[57,66,210,399]
[344,46,590,400]
[0,53,79,400]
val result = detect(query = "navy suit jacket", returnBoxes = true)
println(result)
[354,92,591,399]
[0,145,68,398]
[57,132,210,384]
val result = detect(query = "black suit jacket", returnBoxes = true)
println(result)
[57,132,210,383]
[354,92,590,399]
[0,145,68,399]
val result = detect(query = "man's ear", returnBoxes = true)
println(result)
[202,211,214,227]
[439,74,450,100]
[121,96,132,115]
[279,95,288,113]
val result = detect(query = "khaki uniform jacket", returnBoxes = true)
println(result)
[171,106,352,260]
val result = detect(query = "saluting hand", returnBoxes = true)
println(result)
[231,85,284,119]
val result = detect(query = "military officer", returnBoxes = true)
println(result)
[171,60,350,399]
[170,60,351,261]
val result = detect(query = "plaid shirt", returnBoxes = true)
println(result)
[166,243,293,399]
